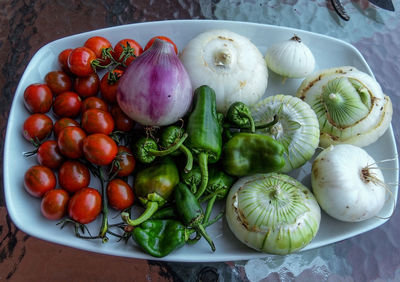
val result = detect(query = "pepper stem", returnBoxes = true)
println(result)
[121,201,159,226]
[194,222,216,252]
[149,133,188,157]
[179,144,193,172]
[203,194,217,224]
[195,152,209,199]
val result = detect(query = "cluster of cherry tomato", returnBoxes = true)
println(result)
[22,35,177,226]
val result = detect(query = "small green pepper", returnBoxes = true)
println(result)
[222,132,285,177]
[225,101,256,133]
[181,165,202,194]
[131,213,223,258]
[160,126,193,172]
[134,134,188,164]
[186,85,222,199]
[174,183,215,251]
[121,158,179,226]
[132,219,186,258]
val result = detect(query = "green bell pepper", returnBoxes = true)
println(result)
[222,132,285,177]
[131,212,223,258]
[185,85,222,199]
[121,158,179,226]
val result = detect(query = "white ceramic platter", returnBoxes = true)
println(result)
[4,20,398,262]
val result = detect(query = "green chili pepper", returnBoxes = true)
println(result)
[160,126,193,172]
[121,158,179,226]
[226,101,256,133]
[131,213,224,258]
[174,182,216,251]
[181,165,202,194]
[186,85,222,199]
[222,132,285,177]
[134,134,188,164]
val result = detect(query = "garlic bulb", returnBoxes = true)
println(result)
[180,29,268,113]
[296,66,393,147]
[251,94,320,173]
[265,35,315,79]
[311,144,386,222]
[226,173,321,255]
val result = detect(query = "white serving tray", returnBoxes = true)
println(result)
[4,20,398,262]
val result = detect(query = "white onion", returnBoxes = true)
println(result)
[311,144,387,222]
[226,173,321,255]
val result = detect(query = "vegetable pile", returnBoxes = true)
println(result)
[20,29,395,258]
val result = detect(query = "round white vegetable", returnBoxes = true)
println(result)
[297,66,393,147]
[265,35,315,79]
[251,94,320,173]
[311,144,386,222]
[180,29,268,113]
[226,173,321,255]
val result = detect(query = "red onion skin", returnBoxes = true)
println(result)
[117,39,193,126]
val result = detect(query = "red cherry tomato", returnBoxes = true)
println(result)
[81,108,114,135]
[23,83,53,114]
[57,126,87,159]
[111,146,136,177]
[110,104,134,132]
[53,117,80,138]
[24,165,56,198]
[107,179,134,210]
[22,114,53,142]
[112,39,143,67]
[44,70,72,96]
[84,36,112,66]
[37,140,65,169]
[100,69,123,104]
[67,47,98,77]
[82,133,118,166]
[58,160,91,194]
[144,36,178,54]
[41,189,70,220]
[81,96,108,113]
[52,91,82,118]
[74,73,100,98]
[68,187,101,224]
[58,49,73,73]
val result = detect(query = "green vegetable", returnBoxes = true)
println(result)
[185,85,222,198]
[131,213,223,258]
[121,158,179,226]
[134,135,188,164]
[132,219,187,257]
[160,126,193,172]
[225,101,255,133]
[181,165,202,194]
[222,132,285,177]
[174,183,215,251]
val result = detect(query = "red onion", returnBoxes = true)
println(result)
[117,39,193,126]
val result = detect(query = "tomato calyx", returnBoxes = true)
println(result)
[107,69,123,85]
